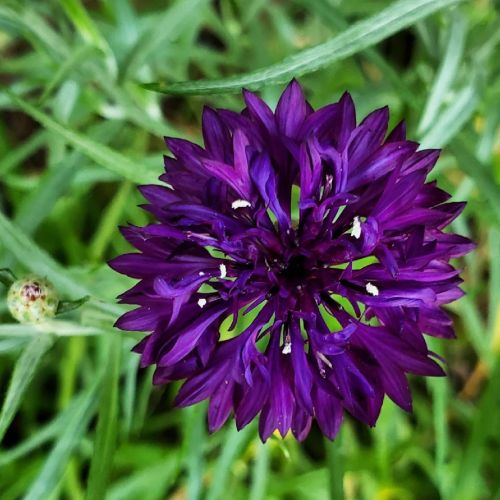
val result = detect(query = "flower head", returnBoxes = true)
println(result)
[110,80,473,441]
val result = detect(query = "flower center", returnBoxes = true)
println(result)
[279,254,309,288]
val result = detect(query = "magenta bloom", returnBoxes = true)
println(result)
[110,80,473,441]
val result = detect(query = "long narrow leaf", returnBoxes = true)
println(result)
[23,379,100,500]
[144,0,463,95]
[0,334,55,443]
[86,333,122,500]
[6,92,157,184]
[206,424,254,500]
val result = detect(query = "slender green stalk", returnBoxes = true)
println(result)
[326,431,344,500]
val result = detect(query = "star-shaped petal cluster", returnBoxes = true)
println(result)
[110,80,473,441]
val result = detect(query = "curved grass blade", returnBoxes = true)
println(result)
[143,0,464,95]
[0,334,55,443]
[6,92,157,185]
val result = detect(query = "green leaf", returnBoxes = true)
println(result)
[326,432,345,500]
[107,459,178,500]
[0,130,46,176]
[0,334,55,443]
[0,210,124,318]
[56,296,91,316]
[183,405,207,500]
[89,181,133,262]
[0,321,105,337]
[59,0,117,76]
[427,338,450,499]
[206,424,254,500]
[0,268,17,287]
[13,157,78,235]
[449,140,500,227]
[6,92,157,184]
[417,11,467,134]
[452,355,500,500]
[86,333,122,499]
[143,0,464,95]
[23,379,100,500]
[419,82,479,149]
[120,0,209,80]
[249,442,270,500]
[0,390,93,468]
[38,44,97,105]
[0,337,29,355]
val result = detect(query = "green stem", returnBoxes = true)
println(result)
[326,430,344,500]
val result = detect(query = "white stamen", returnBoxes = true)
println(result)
[197,298,207,308]
[198,271,205,276]
[351,216,362,239]
[282,342,292,354]
[366,282,379,296]
[231,199,251,210]
[317,352,333,369]
[219,263,227,279]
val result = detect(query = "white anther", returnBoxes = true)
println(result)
[219,263,227,279]
[317,352,333,369]
[231,199,251,210]
[197,298,207,308]
[198,271,205,276]
[282,342,292,354]
[351,216,362,239]
[366,282,379,296]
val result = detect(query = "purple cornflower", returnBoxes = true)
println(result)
[110,80,473,441]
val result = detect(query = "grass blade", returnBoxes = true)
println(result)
[452,355,500,500]
[418,11,467,134]
[0,334,55,443]
[0,210,124,318]
[419,82,479,148]
[0,390,92,468]
[0,337,29,354]
[449,140,500,227]
[206,424,254,500]
[184,405,207,500]
[6,92,157,184]
[120,0,208,80]
[249,441,270,500]
[86,333,122,500]
[0,321,104,337]
[23,378,100,500]
[143,0,463,95]
[326,433,344,500]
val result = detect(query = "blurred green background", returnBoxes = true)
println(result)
[1,0,499,499]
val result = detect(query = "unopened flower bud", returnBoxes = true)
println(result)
[7,275,59,324]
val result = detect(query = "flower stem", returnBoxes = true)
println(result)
[326,430,345,500]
